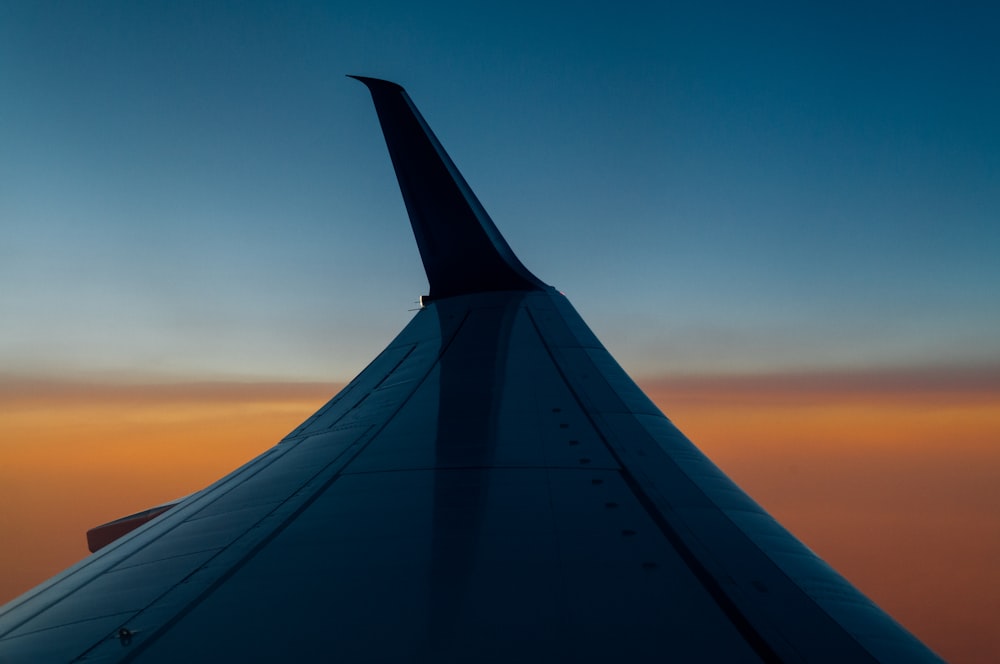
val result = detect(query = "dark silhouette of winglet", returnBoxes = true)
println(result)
[350,75,548,301]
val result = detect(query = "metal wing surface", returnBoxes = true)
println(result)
[0,78,942,663]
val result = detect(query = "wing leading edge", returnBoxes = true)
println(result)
[0,79,942,662]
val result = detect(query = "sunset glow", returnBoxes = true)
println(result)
[646,369,1000,664]
[0,379,334,602]
[1,370,996,662]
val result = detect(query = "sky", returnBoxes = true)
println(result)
[1,1,998,662]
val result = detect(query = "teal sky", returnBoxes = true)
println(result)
[2,1,998,383]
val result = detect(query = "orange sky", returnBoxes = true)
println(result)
[1,370,997,663]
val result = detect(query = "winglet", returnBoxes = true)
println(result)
[350,76,548,300]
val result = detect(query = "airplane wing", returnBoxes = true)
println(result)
[0,77,942,663]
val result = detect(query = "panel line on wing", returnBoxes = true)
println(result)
[522,301,787,663]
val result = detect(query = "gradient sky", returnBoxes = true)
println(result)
[3,1,998,381]
[1,2,998,662]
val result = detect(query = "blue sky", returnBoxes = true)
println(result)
[2,1,998,383]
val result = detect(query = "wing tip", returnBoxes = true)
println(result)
[350,74,549,299]
[347,75,404,92]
